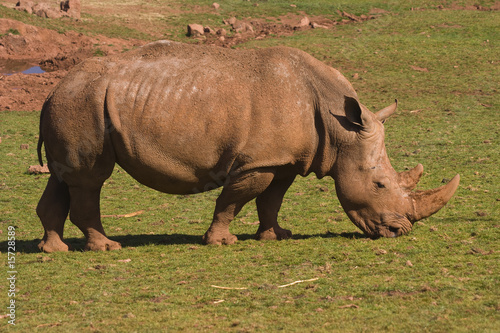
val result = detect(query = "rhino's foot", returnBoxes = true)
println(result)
[85,237,122,251]
[38,238,70,253]
[202,231,238,245]
[256,227,292,241]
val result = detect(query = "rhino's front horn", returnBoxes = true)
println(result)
[408,174,460,222]
[398,164,424,191]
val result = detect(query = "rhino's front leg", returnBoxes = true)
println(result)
[255,176,294,241]
[202,169,276,245]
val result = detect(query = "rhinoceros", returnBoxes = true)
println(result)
[36,41,459,252]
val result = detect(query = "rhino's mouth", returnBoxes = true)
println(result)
[349,212,413,239]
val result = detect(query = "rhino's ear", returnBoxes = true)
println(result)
[375,99,398,124]
[344,96,374,130]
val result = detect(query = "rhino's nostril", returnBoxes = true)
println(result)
[388,226,400,237]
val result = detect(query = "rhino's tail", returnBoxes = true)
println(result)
[37,102,46,166]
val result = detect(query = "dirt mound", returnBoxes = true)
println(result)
[0,19,143,65]
[0,18,144,111]
[0,70,64,111]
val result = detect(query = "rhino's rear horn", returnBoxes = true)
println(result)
[408,174,460,222]
[375,99,398,123]
[398,163,423,191]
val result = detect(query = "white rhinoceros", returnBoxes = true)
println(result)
[36,41,459,252]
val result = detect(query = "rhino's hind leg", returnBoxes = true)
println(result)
[202,169,276,245]
[37,175,71,253]
[68,185,122,251]
[255,176,294,241]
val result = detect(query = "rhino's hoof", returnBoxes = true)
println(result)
[256,227,292,241]
[202,232,238,245]
[85,239,122,251]
[38,239,70,253]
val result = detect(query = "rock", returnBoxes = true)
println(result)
[31,2,62,19]
[187,24,204,37]
[38,8,63,19]
[294,16,310,29]
[311,22,329,29]
[28,164,50,174]
[204,26,215,34]
[232,21,254,33]
[32,2,49,13]
[216,28,227,36]
[60,0,81,19]
[212,2,220,10]
[14,0,34,14]
[224,17,237,26]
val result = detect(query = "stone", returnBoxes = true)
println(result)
[41,8,63,19]
[14,0,34,14]
[33,3,62,19]
[311,22,328,29]
[204,26,215,34]
[294,16,310,29]
[216,28,227,36]
[28,164,50,174]
[187,24,204,37]
[232,21,254,33]
[224,17,237,26]
[60,0,81,19]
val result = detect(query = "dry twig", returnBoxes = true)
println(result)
[278,278,319,288]
[211,285,248,290]
[101,210,144,218]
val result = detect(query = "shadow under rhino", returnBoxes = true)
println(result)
[8,232,366,254]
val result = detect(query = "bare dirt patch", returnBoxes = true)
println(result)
[0,17,143,111]
[0,70,64,111]
[0,18,143,64]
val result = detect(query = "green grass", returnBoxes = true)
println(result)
[1,0,499,331]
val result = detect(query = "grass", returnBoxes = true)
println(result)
[1,0,499,331]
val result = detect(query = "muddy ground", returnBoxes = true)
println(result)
[0,15,145,111]
[1,1,499,112]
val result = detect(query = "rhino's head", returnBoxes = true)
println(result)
[332,97,460,238]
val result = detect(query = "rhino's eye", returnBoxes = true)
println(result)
[375,182,386,189]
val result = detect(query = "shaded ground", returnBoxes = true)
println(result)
[0,1,498,111]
